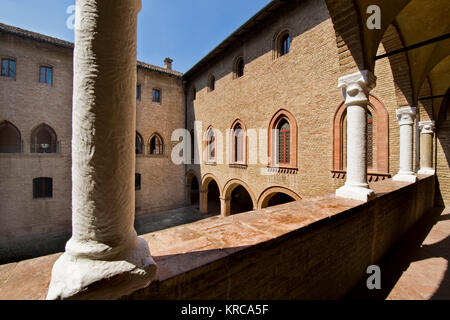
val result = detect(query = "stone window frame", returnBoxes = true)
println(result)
[207,74,216,92]
[1,57,17,79]
[268,109,298,170]
[332,94,389,175]
[233,56,245,79]
[152,87,162,104]
[273,27,292,60]
[229,119,247,166]
[39,64,54,86]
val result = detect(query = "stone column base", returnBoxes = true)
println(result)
[393,173,418,182]
[418,168,435,175]
[46,237,157,300]
[336,185,376,202]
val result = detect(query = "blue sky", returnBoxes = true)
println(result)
[0,0,272,73]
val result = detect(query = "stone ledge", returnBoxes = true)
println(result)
[0,175,435,300]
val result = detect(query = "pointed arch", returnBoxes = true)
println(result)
[205,125,216,163]
[230,119,247,165]
[0,120,21,153]
[30,123,57,153]
[149,133,164,155]
[136,131,144,154]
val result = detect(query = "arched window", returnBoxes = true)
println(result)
[268,109,298,169]
[136,132,144,154]
[31,124,57,153]
[208,75,215,92]
[277,119,290,164]
[230,120,246,164]
[234,57,244,78]
[333,95,389,175]
[149,133,164,155]
[206,127,216,162]
[280,34,290,56]
[0,121,21,153]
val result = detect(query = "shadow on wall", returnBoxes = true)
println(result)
[345,207,449,300]
[435,92,450,207]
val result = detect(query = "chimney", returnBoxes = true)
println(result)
[164,57,173,70]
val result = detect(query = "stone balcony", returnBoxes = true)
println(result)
[0,174,435,300]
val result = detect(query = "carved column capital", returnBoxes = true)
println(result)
[396,107,416,126]
[419,120,435,134]
[338,70,376,107]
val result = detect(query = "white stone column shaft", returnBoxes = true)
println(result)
[393,107,417,182]
[418,120,435,175]
[47,0,157,300]
[336,70,376,202]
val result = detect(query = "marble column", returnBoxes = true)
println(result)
[393,107,417,182]
[418,120,435,175]
[220,197,231,217]
[47,0,157,300]
[336,70,377,202]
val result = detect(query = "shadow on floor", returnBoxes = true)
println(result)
[345,206,449,300]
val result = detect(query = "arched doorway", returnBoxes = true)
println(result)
[257,186,301,209]
[190,176,199,206]
[207,179,220,215]
[266,193,295,208]
[230,185,254,215]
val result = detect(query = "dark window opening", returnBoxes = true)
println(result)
[207,180,220,215]
[0,121,21,153]
[150,134,163,155]
[1,58,16,78]
[236,58,244,78]
[152,89,161,103]
[280,34,290,56]
[31,124,57,153]
[192,87,196,101]
[135,173,141,190]
[136,85,141,100]
[39,66,53,84]
[136,132,144,154]
[33,178,52,199]
[209,76,215,91]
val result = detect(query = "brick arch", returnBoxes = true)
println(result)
[268,109,298,168]
[257,186,301,210]
[222,179,257,210]
[333,95,389,174]
[0,120,22,153]
[201,173,222,196]
[230,119,247,165]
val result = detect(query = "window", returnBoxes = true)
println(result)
[149,134,164,155]
[332,95,389,174]
[40,66,53,84]
[136,85,141,100]
[135,173,141,190]
[1,58,16,78]
[231,120,246,164]
[268,109,297,168]
[136,132,144,154]
[235,57,244,78]
[152,89,161,103]
[208,75,215,92]
[31,124,57,153]
[33,178,53,199]
[281,34,290,56]
[207,127,216,162]
[277,119,290,164]
[0,121,21,153]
